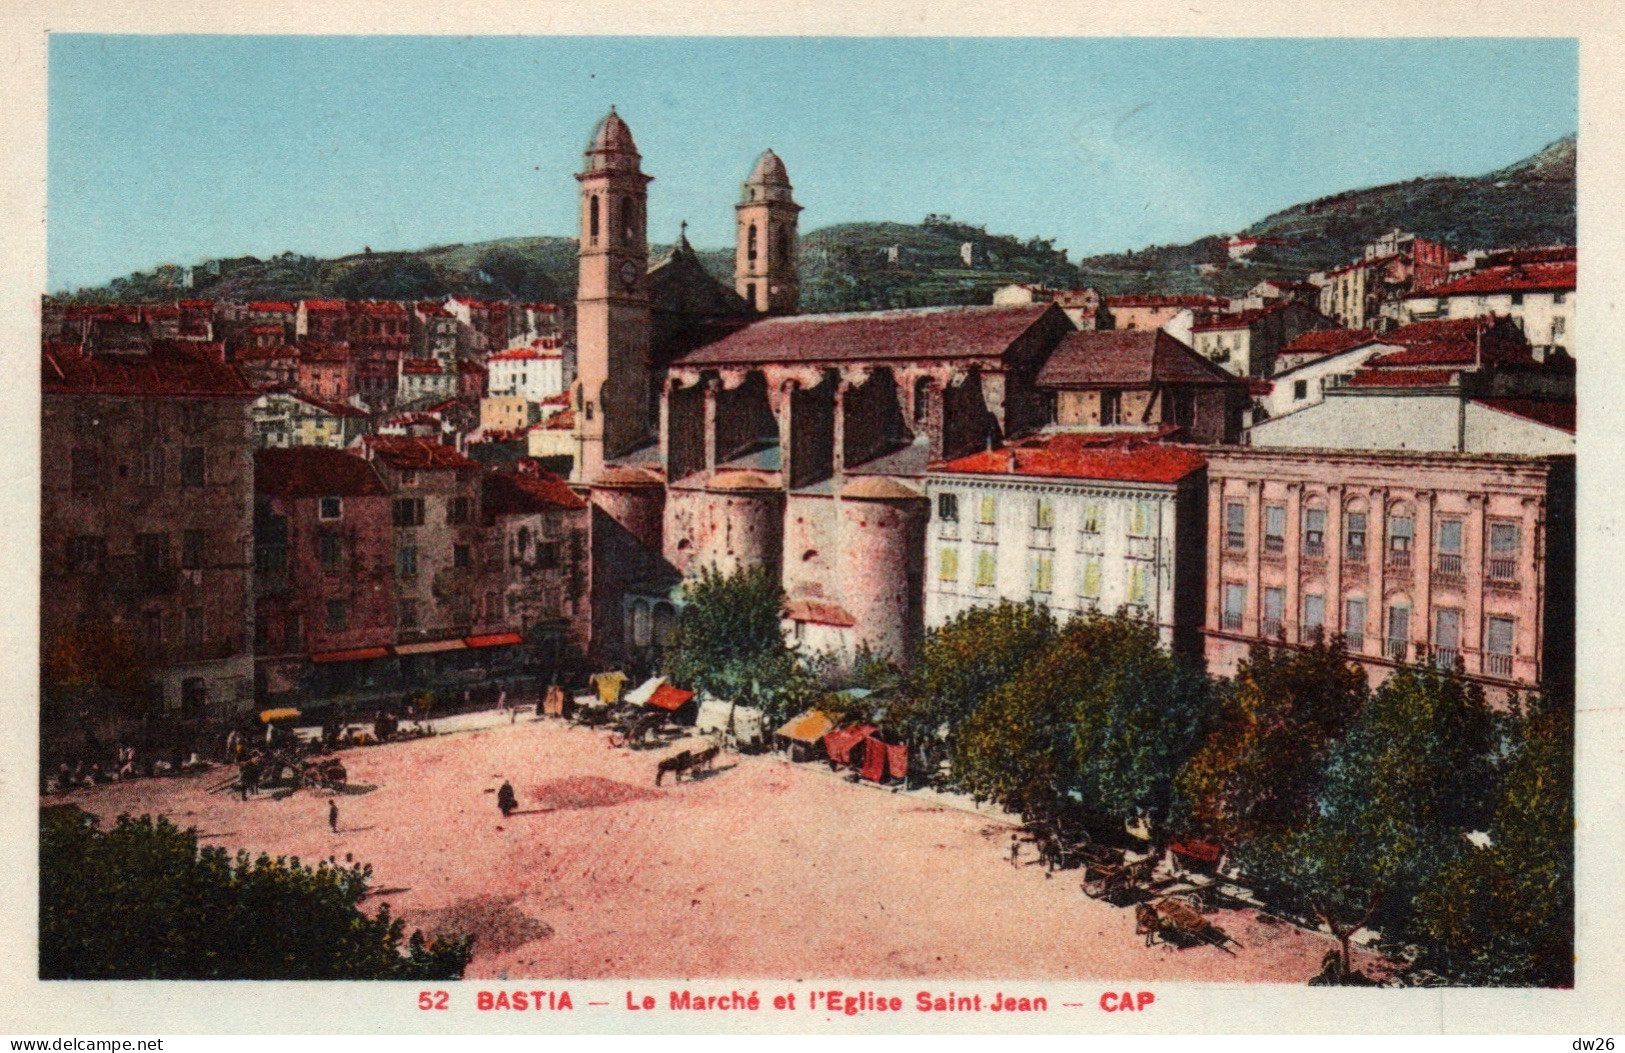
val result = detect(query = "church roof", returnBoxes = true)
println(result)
[649,231,756,323]
[1036,328,1239,389]
[583,108,642,172]
[674,304,1053,367]
[746,149,791,187]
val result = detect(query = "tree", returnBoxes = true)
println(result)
[1253,664,1495,978]
[1175,638,1367,849]
[951,611,1214,833]
[662,566,816,726]
[1409,696,1573,986]
[40,808,472,980]
[905,601,1056,753]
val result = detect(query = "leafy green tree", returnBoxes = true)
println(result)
[1174,638,1368,849]
[1251,664,1495,977]
[951,612,1214,832]
[1409,697,1573,986]
[40,808,472,980]
[907,601,1056,746]
[663,566,816,726]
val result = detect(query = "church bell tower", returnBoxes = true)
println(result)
[573,107,653,482]
[735,149,801,316]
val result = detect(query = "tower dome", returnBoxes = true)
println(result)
[583,107,641,172]
[741,149,794,203]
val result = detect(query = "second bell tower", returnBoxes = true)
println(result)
[735,149,801,316]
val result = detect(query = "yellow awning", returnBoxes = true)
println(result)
[259,708,302,723]
[394,639,468,656]
[776,709,835,743]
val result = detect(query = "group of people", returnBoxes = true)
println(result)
[44,747,204,794]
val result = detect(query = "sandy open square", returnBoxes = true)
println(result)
[49,715,1370,983]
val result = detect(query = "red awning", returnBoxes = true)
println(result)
[1169,838,1223,865]
[464,632,524,649]
[310,647,389,664]
[823,725,877,767]
[646,684,696,712]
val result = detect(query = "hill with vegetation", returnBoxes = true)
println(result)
[1075,134,1575,297]
[61,136,1573,310]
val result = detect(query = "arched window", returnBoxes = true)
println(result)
[776,226,790,264]
[621,196,636,242]
[588,196,600,243]
[747,223,758,262]
[913,376,932,425]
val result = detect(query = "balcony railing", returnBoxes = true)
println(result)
[1434,553,1464,578]
[1385,549,1412,572]
[1484,652,1514,678]
[1264,536,1285,555]
[1224,533,1245,552]
[1487,557,1519,584]
[1385,638,1409,662]
[1302,539,1325,559]
[1300,623,1325,643]
[1261,617,1283,639]
[1345,545,1367,564]
[1343,631,1365,652]
[1431,646,1461,672]
[1220,611,1243,631]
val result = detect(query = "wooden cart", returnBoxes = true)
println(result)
[1135,896,1241,953]
[1081,854,1155,902]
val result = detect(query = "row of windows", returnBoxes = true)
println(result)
[1224,501,1521,570]
[938,547,1154,605]
[938,493,1159,535]
[71,447,208,490]
[66,530,209,573]
[136,606,210,653]
[1219,583,1517,664]
[392,496,472,527]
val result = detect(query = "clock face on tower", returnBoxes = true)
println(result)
[618,259,640,292]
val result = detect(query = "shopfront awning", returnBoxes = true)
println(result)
[310,646,390,664]
[394,639,468,656]
[259,707,302,723]
[464,632,524,649]
[776,709,835,744]
[646,684,696,712]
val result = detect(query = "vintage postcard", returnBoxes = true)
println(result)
[2,0,1623,1038]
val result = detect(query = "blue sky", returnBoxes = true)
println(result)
[47,36,1577,292]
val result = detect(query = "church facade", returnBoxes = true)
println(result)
[565,110,1192,671]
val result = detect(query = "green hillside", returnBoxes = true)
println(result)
[1075,134,1575,297]
[62,135,1574,310]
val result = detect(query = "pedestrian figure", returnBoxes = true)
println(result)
[328,799,339,833]
[497,779,517,818]
[1010,833,1021,867]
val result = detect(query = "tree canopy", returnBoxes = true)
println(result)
[40,807,472,980]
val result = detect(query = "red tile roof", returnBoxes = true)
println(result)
[249,301,296,313]
[233,344,297,361]
[1036,329,1237,388]
[362,435,479,470]
[1362,317,1533,369]
[675,304,1053,366]
[935,432,1206,485]
[1424,261,1576,298]
[349,300,409,315]
[1106,294,1228,310]
[1341,368,1459,388]
[301,299,347,312]
[538,407,575,430]
[1324,253,1399,278]
[42,349,255,399]
[1471,397,1575,433]
[293,394,367,418]
[1190,301,1294,333]
[488,347,562,362]
[256,447,387,498]
[459,359,488,374]
[1280,328,1378,356]
[414,302,451,316]
[401,359,444,375]
[483,460,587,514]
[1482,246,1574,267]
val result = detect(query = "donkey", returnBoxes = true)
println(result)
[655,750,692,786]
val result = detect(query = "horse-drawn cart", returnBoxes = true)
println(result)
[301,757,348,792]
[609,708,669,749]
[1081,851,1155,903]
[1135,896,1241,953]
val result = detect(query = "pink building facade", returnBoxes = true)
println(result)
[1202,447,1573,700]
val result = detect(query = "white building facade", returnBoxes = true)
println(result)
[923,437,1209,657]
[487,345,566,402]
